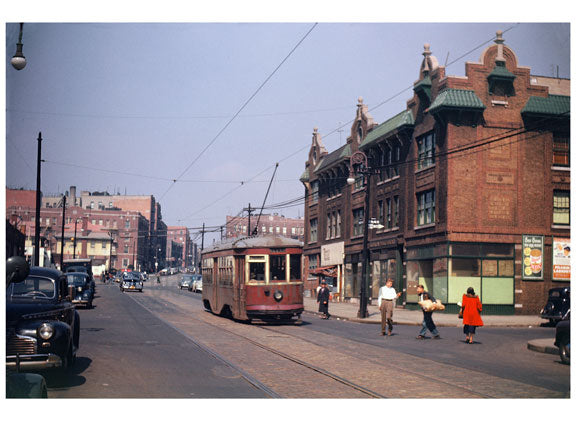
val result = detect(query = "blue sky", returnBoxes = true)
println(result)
[4,15,571,244]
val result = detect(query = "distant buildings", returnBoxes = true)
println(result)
[301,32,570,314]
[6,185,195,275]
[225,213,304,242]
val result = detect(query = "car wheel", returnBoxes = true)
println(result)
[559,341,570,365]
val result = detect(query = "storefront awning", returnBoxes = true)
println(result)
[309,266,337,277]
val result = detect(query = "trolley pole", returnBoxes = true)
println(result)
[247,203,252,235]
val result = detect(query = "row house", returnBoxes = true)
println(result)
[301,32,570,314]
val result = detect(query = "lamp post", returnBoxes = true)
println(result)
[11,23,27,71]
[347,151,379,319]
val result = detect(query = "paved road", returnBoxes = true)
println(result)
[40,276,569,398]
[42,281,268,398]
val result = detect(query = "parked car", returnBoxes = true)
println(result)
[188,275,203,293]
[159,268,169,276]
[66,272,94,308]
[120,273,144,292]
[555,309,570,365]
[179,274,194,290]
[6,256,49,398]
[541,287,570,325]
[6,266,80,371]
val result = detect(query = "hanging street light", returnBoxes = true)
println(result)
[11,23,27,71]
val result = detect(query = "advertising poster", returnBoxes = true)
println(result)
[552,238,571,281]
[522,235,544,280]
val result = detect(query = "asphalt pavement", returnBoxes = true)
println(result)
[303,296,559,356]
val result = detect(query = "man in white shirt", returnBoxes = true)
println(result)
[378,278,402,336]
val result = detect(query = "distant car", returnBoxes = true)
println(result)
[179,274,194,290]
[159,268,169,276]
[120,273,144,292]
[541,287,570,326]
[189,275,203,293]
[6,266,80,371]
[66,272,94,308]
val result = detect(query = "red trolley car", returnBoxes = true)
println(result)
[201,236,303,323]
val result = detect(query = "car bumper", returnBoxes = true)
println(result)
[6,353,62,370]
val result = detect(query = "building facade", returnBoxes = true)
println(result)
[166,226,192,269]
[301,32,570,314]
[7,188,151,275]
[225,213,305,241]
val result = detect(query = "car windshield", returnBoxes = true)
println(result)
[9,275,56,299]
[66,274,88,286]
[182,275,193,281]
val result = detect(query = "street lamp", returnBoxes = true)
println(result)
[11,23,27,71]
[347,150,380,319]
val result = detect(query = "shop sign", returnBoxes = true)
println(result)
[552,237,571,281]
[522,235,544,280]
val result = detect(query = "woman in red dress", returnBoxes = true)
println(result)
[461,287,483,344]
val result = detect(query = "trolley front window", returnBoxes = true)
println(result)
[270,255,286,282]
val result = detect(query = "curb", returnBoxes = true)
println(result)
[527,339,559,355]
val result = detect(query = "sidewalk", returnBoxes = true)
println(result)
[303,296,543,327]
[303,297,558,355]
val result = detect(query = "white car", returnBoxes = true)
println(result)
[188,275,203,293]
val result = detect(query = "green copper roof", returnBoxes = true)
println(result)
[522,95,570,117]
[413,75,432,100]
[428,89,486,114]
[315,143,351,173]
[360,110,414,150]
[299,168,309,183]
[488,63,516,81]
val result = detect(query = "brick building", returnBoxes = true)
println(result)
[225,213,305,241]
[7,188,151,274]
[42,186,166,271]
[166,226,192,269]
[301,32,569,314]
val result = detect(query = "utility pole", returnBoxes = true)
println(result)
[33,132,42,266]
[73,218,79,259]
[59,195,66,269]
[201,223,205,251]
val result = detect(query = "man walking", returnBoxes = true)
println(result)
[416,284,440,339]
[378,278,402,336]
[317,280,331,319]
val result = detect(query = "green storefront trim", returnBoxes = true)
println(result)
[404,241,516,315]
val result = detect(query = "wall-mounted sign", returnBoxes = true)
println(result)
[552,238,571,281]
[321,241,344,266]
[522,235,544,280]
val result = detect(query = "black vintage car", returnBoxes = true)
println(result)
[555,309,570,365]
[540,287,570,326]
[6,266,80,371]
[120,272,144,292]
[66,272,94,308]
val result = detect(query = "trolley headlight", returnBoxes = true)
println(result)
[273,290,283,302]
[38,323,54,340]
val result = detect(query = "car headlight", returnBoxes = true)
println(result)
[38,323,54,340]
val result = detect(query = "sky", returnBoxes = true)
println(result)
[3,6,572,247]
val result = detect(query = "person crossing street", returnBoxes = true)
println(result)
[378,278,402,336]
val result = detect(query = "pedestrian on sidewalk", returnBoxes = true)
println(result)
[378,278,402,336]
[461,287,483,344]
[416,285,440,339]
[317,280,331,319]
